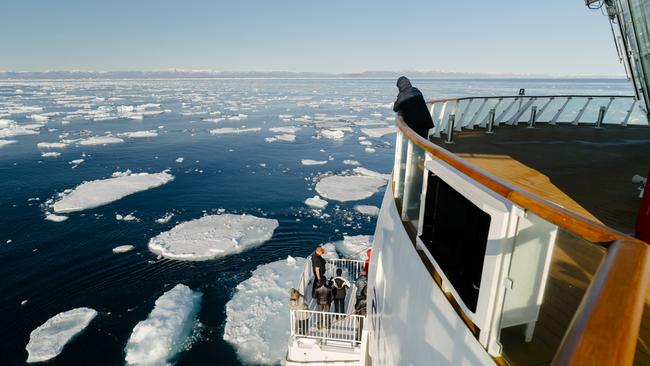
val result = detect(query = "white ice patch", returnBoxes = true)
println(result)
[353,167,391,180]
[316,174,387,202]
[175,157,184,163]
[118,130,159,138]
[223,256,306,365]
[269,126,301,134]
[274,134,296,142]
[124,284,202,366]
[41,152,61,158]
[0,119,43,138]
[112,245,135,253]
[301,159,327,166]
[320,129,345,140]
[26,308,97,363]
[45,213,69,222]
[208,127,261,135]
[304,195,328,209]
[155,212,174,224]
[37,142,68,149]
[354,205,380,216]
[116,213,139,222]
[343,159,360,166]
[0,139,17,148]
[148,214,279,261]
[365,147,376,153]
[69,159,84,166]
[77,136,124,146]
[360,126,397,138]
[51,170,174,213]
[333,235,373,260]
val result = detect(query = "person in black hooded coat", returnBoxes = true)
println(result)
[393,76,434,138]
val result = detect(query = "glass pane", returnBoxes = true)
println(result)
[401,141,425,228]
[395,133,409,204]
[499,213,606,365]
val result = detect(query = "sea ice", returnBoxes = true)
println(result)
[112,245,135,253]
[51,170,174,213]
[25,308,97,363]
[343,159,360,166]
[354,205,380,216]
[365,147,376,153]
[148,214,279,261]
[124,284,202,366]
[274,134,296,142]
[41,152,61,158]
[116,213,139,222]
[320,129,345,140]
[77,136,124,146]
[269,126,301,134]
[0,139,17,148]
[37,142,68,149]
[223,256,305,365]
[316,172,387,202]
[209,127,261,135]
[69,159,84,165]
[304,195,328,209]
[301,159,327,166]
[45,213,69,222]
[353,167,391,180]
[118,130,159,138]
[155,212,174,224]
[333,235,374,260]
[360,127,397,138]
[0,119,43,138]
[175,157,184,163]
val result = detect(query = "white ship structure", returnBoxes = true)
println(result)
[284,1,650,365]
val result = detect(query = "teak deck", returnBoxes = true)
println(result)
[440,125,650,365]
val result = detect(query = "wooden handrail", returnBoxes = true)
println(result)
[395,114,650,365]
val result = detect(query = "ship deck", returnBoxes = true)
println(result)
[437,124,650,365]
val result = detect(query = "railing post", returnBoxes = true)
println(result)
[486,108,496,134]
[528,106,537,128]
[445,114,455,144]
[596,106,606,128]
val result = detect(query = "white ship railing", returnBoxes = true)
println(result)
[428,94,648,139]
[289,309,365,345]
[323,258,366,283]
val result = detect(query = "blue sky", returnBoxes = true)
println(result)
[0,0,624,75]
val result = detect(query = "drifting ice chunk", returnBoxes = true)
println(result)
[343,159,360,166]
[148,214,279,261]
[269,126,301,134]
[224,257,306,365]
[274,134,296,142]
[112,245,135,253]
[0,119,43,138]
[124,284,202,366]
[209,127,261,135]
[316,175,387,202]
[320,129,345,140]
[118,130,159,138]
[155,212,174,224]
[354,167,391,180]
[175,157,184,163]
[365,147,376,153]
[26,308,97,363]
[354,205,380,216]
[333,235,374,260]
[304,195,328,209]
[41,152,61,158]
[69,159,84,165]
[37,142,68,149]
[51,170,174,213]
[360,127,397,138]
[45,213,69,222]
[77,136,124,146]
[301,159,327,166]
[0,139,17,148]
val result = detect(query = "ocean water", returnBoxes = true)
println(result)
[0,78,632,365]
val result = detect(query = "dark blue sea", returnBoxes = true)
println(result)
[0,78,633,365]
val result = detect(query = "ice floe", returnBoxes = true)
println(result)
[155,212,174,224]
[0,119,43,138]
[41,152,61,158]
[320,129,345,140]
[69,159,84,166]
[315,169,388,202]
[118,130,159,138]
[354,205,380,216]
[116,213,139,222]
[301,159,327,166]
[37,142,68,149]
[26,308,97,363]
[148,214,279,261]
[343,159,360,166]
[45,213,69,222]
[124,284,202,366]
[266,134,296,143]
[50,170,174,213]
[269,126,301,134]
[360,126,397,138]
[175,157,184,163]
[304,195,328,209]
[0,139,17,148]
[112,245,135,253]
[209,127,261,135]
[77,136,124,146]
[223,256,305,365]
[333,235,373,260]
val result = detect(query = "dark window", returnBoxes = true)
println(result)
[420,173,491,312]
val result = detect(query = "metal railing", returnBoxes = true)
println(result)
[428,95,649,139]
[290,309,365,345]
[324,258,366,282]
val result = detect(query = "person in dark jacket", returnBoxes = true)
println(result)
[331,268,350,314]
[315,280,333,312]
[393,76,434,138]
[311,247,326,298]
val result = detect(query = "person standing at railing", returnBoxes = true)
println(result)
[331,268,350,314]
[315,280,333,329]
[393,76,434,138]
[288,289,310,334]
[355,269,368,303]
[310,247,326,298]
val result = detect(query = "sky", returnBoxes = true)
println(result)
[0,0,625,75]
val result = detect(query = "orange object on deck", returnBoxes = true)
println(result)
[636,170,650,244]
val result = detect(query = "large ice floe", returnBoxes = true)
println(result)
[333,235,373,260]
[304,195,328,209]
[224,256,306,365]
[360,126,397,138]
[148,214,279,261]
[301,159,327,166]
[0,139,17,148]
[315,168,389,202]
[118,130,159,139]
[50,170,174,214]
[76,136,124,146]
[0,119,43,138]
[124,284,202,366]
[25,307,98,363]
[209,127,261,135]
[354,205,380,216]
